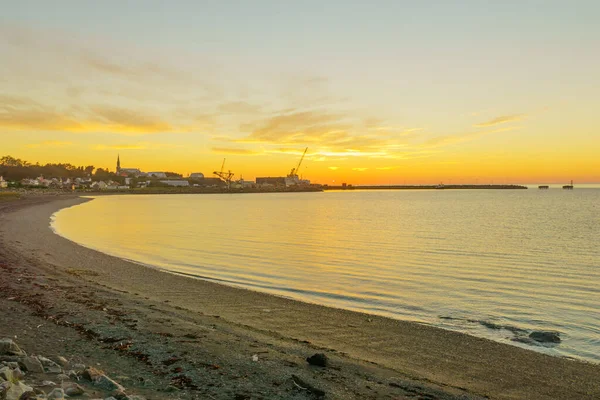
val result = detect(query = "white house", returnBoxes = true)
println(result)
[148,172,167,179]
[160,180,190,187]
[189,173,205,179]
[91,181,108,190]
[0,176,7,188]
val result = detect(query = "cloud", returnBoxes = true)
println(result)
[328,166,339,170]
[424,126,519,148]
[352,167,369,171]
[239,110,349,144]
[88,105,173,133]
[375,166,395,170]
[212,147,261,155]
[0,95,189,134]
[474,114,526,127]
[217,101,262,114]
[26,140,73,148]
[95,144,150,150]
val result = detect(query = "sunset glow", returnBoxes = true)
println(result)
[2,1,599,184]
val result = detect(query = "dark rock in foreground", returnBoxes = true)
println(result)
[529,331,561,344]
[306,353,328,367]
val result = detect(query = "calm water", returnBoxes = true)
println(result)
[51,190,600,363]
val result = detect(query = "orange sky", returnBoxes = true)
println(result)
[2,3,599,184]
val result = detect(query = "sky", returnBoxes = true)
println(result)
[1,0,599,184]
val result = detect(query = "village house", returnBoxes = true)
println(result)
[0,176,7,188]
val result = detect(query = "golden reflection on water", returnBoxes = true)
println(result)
[53,190,600,362]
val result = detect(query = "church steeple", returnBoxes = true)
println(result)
[116,154,121,173]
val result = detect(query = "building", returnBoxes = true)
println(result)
[189,173,205,179]
[160,180,190,187]
[148,172,167,179]
[0,176,7,188]
[116,155,143,176]
[91,181,108,190]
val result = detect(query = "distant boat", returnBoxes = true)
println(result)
[538,185,549,189]
[563,180,574,190]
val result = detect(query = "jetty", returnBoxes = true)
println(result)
[538,185,549,189]
[563,180,574,190]
[324,184,528,191]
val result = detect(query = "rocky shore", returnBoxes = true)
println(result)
[1,338,144,399]
[1,195,599,399]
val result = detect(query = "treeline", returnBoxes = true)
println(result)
[0,155,96,181]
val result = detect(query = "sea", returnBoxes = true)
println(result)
[51,187,600,363]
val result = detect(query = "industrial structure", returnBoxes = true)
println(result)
[285,147,310,186]
[213,158,235,189]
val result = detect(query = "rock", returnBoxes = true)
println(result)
[529,331,561,344]
[306,353,328,367]
[96,375,124,392]
[41,381,57,387]
[72,364,86,374]
[126,396,146,400]
[17,391,38,400]
[0,381,10,397]
[291,375,325,398]
[54,357,69,369]
[64,383,85,396]
[11,369,24,381]
[0,366,14,382]
[82,368,124,393]
[82,368,102,382]
[20,356,43,375]
[47,388,66,399]
[110,389,127,399]
[5,381,34,400]
[4,363,19,370]
[37,358,62,374]
[0,340,25,357]
[56,373,70,381]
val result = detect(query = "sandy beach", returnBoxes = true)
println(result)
[1,195,599,399]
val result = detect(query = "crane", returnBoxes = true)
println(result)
[288,147,308,179]
[213,158,235,189]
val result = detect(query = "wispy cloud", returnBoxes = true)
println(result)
[474,114,526,127]
[94,142,179,150]
[0,95,191,134]
[328,166,339,170]
[95,144,150,150]
[217,101,262,114]
[26,140,73,148]
[424,126,520,148]
[212,147,261,155]
[352,167,369,171]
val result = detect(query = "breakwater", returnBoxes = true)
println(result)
[324,184,528,190]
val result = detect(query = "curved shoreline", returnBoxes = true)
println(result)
[2,195,600,399]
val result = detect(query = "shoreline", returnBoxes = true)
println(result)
[1,195,599,399]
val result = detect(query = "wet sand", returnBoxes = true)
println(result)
[1,195,599,399]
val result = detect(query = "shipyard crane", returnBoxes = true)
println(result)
[288,147,308,179]
[213,158,234,188]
